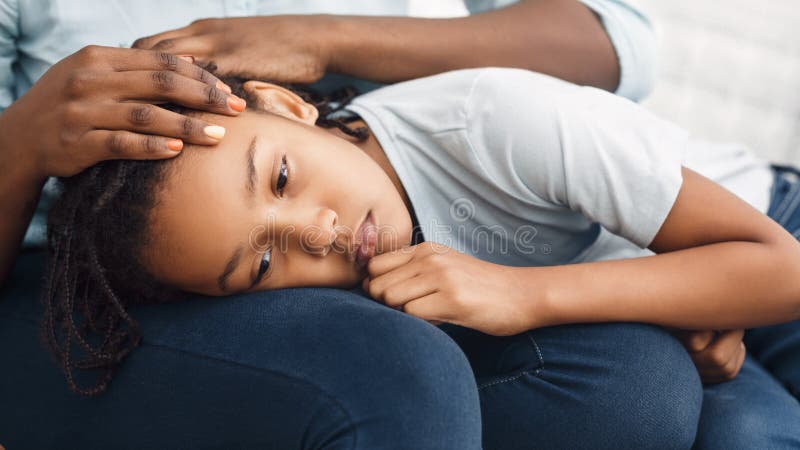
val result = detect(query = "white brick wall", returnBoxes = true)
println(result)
[638,0,800,165]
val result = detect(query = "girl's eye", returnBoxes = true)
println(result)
[276,155,288,196]
[257,247,272,280]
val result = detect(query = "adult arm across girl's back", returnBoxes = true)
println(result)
[133,0,654,99]
[0,46,244,287]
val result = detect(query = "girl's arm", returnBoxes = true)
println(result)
[515,166,800,331]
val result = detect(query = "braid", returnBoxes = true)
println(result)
[42,157,179,396]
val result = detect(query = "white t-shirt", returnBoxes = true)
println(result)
[347,68,773,266]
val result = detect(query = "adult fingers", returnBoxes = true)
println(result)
[109,70,244,115]
[88,102,227,146]
[132,26,195,50]
[80,129,185,163]
[81,46,229,92]
[147,35,216,60]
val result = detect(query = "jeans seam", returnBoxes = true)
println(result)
[525,332,545,369]
[476,332,545,391]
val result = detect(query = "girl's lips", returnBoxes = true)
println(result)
[354,211,377,270]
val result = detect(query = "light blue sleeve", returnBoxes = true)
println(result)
[578,0,657,101]
[462,0,657,101]
[0,0,18,112]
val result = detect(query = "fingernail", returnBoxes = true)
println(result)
[167,139,184,151]
[177,54,195,63]
[217,80,232,94]
[227,95,246,112]
[204,125,226,140]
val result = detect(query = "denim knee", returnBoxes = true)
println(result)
[132,288,483,450]
[312,295,483,450]
[1,284,482,449]
[475,322,703,450]
[584,323,703,449]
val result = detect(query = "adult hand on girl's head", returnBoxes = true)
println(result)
[0,46,245,179]
[362,241,542,336]
[132,16,331,84]
[668,328,747,384]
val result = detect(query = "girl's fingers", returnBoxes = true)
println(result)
[402,292,452,323]
[700,344,746,384]
[109,70,244,115]
[366,262,422,302]
[366,246,416,278]
[376,273,438,309]
[89,102,225,146]
[673,329,716,353]
[694,330,745,373]
[81,129,185,162]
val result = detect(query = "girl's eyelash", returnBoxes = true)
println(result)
[277,155,288,196]
[257,155,288,283]
[257,246,272,281]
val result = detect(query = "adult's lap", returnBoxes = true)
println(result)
[1,250,481,449]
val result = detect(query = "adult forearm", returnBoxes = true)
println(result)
[514,241,800,330]
[326,0,619,91]
[0,112,47,287]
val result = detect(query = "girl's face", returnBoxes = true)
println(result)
[144,82,413,296]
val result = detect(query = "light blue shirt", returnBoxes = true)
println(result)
[0,0,657,248]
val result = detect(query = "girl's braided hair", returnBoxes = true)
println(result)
[41,76,367,396]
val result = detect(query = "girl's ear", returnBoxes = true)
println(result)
[242,80,319,125]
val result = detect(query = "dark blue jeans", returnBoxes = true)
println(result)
[1,165,799,449]
[690,165,800,449]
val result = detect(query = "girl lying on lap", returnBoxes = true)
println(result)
[43,67,800,397]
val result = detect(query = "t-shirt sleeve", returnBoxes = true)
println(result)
[464,68,687,248]
[462,0,657,101]
[578,0,658,101]
[0,0,19,112]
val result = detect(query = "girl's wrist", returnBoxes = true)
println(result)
[507,266,560,330]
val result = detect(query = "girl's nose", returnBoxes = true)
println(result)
[297,207,338,256]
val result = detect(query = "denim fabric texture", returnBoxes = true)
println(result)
[2,166,800,449]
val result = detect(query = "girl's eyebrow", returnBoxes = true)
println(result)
[245,135,259,203]
[218,135,260,293]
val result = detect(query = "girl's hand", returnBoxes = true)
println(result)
[667,328,747,384]
[1,45,244,179]
[133,16,332,84]
[362,242,539,336]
